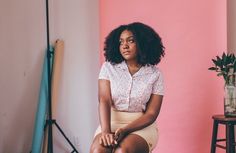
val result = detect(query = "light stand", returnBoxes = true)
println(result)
[45,0,79,152]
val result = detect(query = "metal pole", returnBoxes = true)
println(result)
[46,0,53,152]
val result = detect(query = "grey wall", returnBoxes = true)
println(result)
[227,0,236,53]
[0,0,99,153]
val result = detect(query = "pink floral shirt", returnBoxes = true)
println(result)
[99,61,164,112]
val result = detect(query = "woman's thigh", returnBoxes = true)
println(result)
[114,134,149,153]
[90,133,112,153]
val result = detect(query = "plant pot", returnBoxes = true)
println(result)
[224,85,236,117]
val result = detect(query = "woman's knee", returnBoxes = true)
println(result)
[114,147,129,153]
[90,145,110,153]
[114,134,149,153]
[90,147,105,153]
[90,134,111,153]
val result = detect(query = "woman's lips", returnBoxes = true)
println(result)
[122,51,130,55]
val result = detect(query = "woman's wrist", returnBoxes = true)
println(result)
[122,127,130,135]
[101,129,112,133]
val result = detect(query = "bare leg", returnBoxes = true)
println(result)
[114,134,149,153]
[90,133,113,153]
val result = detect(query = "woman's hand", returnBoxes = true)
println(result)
[99,132,117,147]
[114,128,128,144]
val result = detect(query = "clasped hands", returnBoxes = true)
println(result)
[99,128,126,147]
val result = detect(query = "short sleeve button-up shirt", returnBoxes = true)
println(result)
[99,61,164,112]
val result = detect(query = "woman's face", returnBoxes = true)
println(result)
[119,30,138,62]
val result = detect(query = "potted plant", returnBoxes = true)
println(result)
[209,52,236,117]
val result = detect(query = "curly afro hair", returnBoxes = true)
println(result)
[104,22,165,66]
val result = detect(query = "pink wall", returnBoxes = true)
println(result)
[99,0,226,153]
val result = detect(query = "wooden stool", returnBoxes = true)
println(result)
[211,115,236,153]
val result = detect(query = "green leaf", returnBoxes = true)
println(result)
[232,54,236,60]
[216,56,221,61]
[208,67,218,71]
[230,54,235,63]
[223,74,229,83]
[223,52,227,65]
[214,56,223,68]
[212,59,217,65]
[226,54,232,65]
[217,61,223,68]
[223,52,226,58]
[225,67,230,73]
[232,54,236,64]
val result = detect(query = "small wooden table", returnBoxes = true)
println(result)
[211,115,236,153]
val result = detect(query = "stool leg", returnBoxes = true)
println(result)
[226,124,231,153]
[232,125,235,153]
[229,124,235,153]
[211,121,218,153]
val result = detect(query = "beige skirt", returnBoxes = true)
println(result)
[94,109,159,151]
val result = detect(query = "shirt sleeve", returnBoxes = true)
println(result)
[98,62,110,80]
[152,71,164,95]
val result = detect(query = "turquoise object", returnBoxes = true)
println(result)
[31,48,54,153]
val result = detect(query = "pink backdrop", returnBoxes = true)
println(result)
[99,0,226,153]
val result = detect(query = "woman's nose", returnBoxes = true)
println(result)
[122,41,129,49]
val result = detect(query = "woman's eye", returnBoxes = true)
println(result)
[128,39,134,43]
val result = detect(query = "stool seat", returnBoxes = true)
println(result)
[213,115,236,122]
[211,114,236,153]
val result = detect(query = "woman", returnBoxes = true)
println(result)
[90,22,165,153]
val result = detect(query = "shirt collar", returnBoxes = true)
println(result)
[116,61,154,76]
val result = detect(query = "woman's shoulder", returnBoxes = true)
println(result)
[101,61,124,69]
[101,61,114,69]
[148,65,163,75]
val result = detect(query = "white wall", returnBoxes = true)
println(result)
[0,0,99,152]
[49,0,99,152]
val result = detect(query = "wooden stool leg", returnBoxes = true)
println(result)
[211,121,218,153]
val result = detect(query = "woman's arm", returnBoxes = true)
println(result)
[115,94,163,141]
[98,79,116,146]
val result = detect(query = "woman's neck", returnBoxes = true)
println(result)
[125,60,142,76]
[125,60,140,68]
